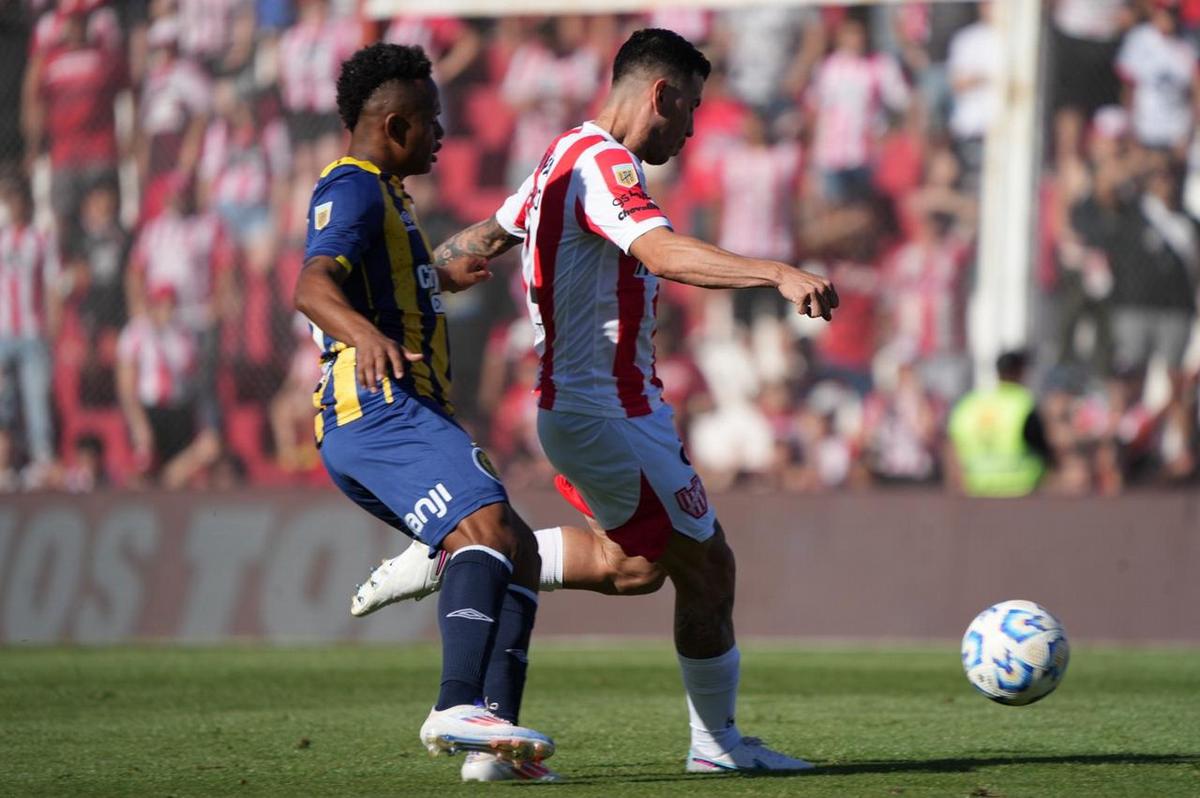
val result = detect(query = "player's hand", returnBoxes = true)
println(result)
[777,267,838,321]
[352,328,423,392]
[436,256,492,293]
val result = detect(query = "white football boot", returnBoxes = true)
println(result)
[350,539,447,617]
[419,704,555,762]
[461,752,563,782]
[686,737,814,773]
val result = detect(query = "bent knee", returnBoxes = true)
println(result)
[446,502,536,562]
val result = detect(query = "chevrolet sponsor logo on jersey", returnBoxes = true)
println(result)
[611,163,639,188]
[313,201,333,230]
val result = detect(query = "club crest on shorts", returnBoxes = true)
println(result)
[674,474,709,519]
[313,201,332,230]
[611,163,639,188]
[472,446,501,483]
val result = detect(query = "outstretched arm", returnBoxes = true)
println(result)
[432,216,522,293]
[630,227,839,321]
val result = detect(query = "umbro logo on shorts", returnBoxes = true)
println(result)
[446,608,494,623]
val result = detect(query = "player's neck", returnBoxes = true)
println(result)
[345,136,407,179]
[593,100,650,161]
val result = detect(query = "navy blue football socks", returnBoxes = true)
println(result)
[435,546,511,711]
[482,584,539,722]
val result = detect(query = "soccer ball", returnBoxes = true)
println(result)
[960,599,1069,706]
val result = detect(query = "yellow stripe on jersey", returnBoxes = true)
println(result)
[320,156,381,178]
[380,182,417,314]
[334,255,354,273]
[379,181,438,402]
[313,408,325,445]
[405,195,453,402]
[332,349,364,426]
[431,315,451,402]
[381,374,394,404]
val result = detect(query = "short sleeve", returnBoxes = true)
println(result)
[304,170,383,271]
[495,171,536,239]
[579,146,672,254]
[947,30,970,79]
[1114,29,1143,83]
[116,321,139,362]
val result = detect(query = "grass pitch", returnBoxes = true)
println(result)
[1,642,1197,797]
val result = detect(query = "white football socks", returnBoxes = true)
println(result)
[532,527,564,592]
[678,645,743,756]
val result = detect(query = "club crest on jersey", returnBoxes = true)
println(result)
[674,475,709,519]
[313,201,333,230]
[611,163,639,188]
[472,446,501,483]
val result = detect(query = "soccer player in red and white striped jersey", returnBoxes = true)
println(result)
[429,29,838,774]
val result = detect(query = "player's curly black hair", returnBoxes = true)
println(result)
[611,28,711,86]
[335,42,433,132]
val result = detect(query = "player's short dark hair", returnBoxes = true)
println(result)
[612,28,711,87]
[336,42,433,131]
[996,350,1029,381]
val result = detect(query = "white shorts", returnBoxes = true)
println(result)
[537,403,716,561]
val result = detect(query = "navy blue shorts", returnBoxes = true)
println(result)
[319,390,508,553]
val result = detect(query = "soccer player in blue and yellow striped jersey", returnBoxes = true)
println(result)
[304,153,453,439]
[292,43,554,778]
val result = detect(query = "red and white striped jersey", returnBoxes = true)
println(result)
[808,51,909,171]
[130,210,232,332]
[717,140,801,261]
[141,58,212,139]
[117,316,197,407]
[199,117,289,210]
[177,0,245,63]
[277,16,360,115]
[0,223,60,339]
[883,236,971,357]
[29,4,121,56]
[495,123,673,418]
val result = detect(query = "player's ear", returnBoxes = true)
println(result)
[386,113,409,146]
[651,78,670,118]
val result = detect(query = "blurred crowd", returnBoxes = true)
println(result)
[0,0,1196,495]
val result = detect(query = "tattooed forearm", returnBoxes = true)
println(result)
[432,217,521,267]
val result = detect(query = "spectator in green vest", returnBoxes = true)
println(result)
[944,350,1053,497]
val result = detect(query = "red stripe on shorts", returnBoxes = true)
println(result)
[605,471,673,562]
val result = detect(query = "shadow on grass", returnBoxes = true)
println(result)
[563,752,1200,786]
[813,752,1200,777]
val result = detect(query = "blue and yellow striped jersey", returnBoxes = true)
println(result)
[304,157,453,445]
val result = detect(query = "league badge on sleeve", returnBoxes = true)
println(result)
[611,163,639,188]
[314,201,333,230]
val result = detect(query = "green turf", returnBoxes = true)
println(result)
[1,642,1197,797]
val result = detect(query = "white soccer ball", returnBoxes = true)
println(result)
[961,599,1069,706]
